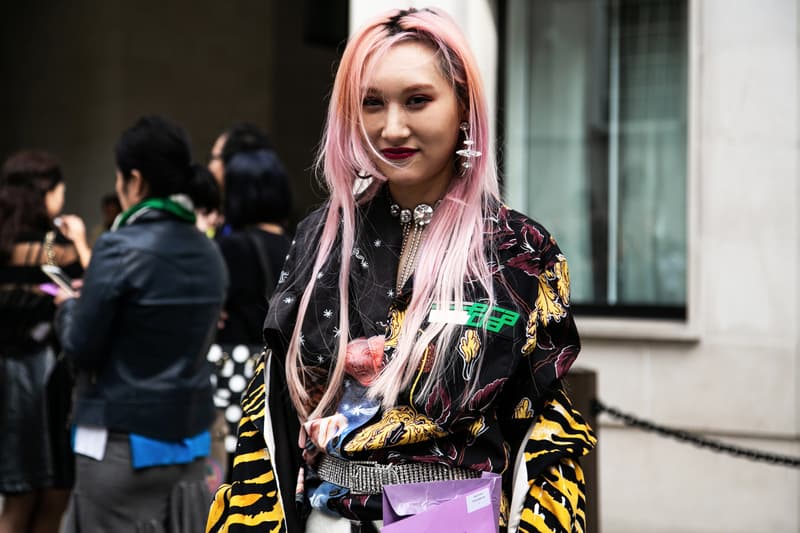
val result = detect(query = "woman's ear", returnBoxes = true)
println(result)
[128,169,149,203]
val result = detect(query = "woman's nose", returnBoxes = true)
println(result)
[381,105,410,142]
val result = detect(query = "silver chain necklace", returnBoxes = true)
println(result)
[390,202,437,294]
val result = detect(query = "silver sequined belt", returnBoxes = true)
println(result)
[316,455,481,495]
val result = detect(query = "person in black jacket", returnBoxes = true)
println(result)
[55,116,228,532]
[0,150,86,533]
[216,147,292,345]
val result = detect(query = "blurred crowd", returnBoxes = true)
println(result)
[0,115,292,532]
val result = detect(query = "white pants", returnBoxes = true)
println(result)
[306,509,383,532]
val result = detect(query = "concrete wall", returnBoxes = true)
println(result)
[578,1,800,531]
[271,1,348,218]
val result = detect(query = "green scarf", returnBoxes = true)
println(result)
[113,196,196,230]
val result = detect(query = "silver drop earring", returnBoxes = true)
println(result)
[455,121,482,173]
[357,169,372,179]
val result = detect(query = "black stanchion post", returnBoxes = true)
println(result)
[565,367,599,533]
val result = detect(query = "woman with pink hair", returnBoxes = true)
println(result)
[208,7,596,532]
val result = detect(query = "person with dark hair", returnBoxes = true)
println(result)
[0,150,87,533]
[217,147,292,343]
[205,147,292,483]
[207,121,271,187]
[221,123,272,165]
[54,115,228,531]
[89,193,123,245]
[188,164,223,238]
[99,193,122,229]
[204,123,275,488]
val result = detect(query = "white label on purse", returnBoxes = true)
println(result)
[466,487,492,513]
[73,425,108,461]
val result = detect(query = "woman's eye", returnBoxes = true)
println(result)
[362,96,383,108]
[407,95,431,108]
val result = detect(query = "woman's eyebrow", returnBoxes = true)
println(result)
[402,83,436,93]
[364,83,437,95]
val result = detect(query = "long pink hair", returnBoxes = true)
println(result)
[286,7,500,421]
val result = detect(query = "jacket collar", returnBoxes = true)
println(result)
[112,194,196,230]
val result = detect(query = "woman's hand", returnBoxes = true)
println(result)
[54,279,83,305]
[295,466,305,497]
[57,214,91,268]
[298,425,317,463]
[298,414,349,463]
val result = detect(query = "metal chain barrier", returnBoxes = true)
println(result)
[592,399,800,468]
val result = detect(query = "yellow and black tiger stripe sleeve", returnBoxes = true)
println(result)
[207,361,287,533]
[518,388,596,533]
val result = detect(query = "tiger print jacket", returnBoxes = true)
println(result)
[207,190,597,532]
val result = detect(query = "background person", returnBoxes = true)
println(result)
[0,150,86,533]
[185,162,224,491]
[207,122,273,240]
[216,147,292,344]
[207,122,271,190]
[208,7,596,533]
[88,193,122,245]
[55,115,228,532]
[206,146,293,485]
[188,164,223,238]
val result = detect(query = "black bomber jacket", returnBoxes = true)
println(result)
[56,209,228,441]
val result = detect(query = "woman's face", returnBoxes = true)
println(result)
[44,182,65,218]
[362,41,462,206]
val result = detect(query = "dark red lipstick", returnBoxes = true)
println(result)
[381,147,418,160]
